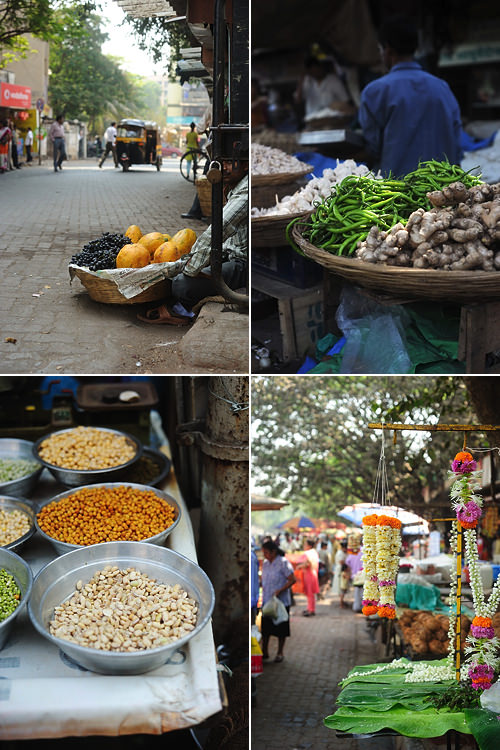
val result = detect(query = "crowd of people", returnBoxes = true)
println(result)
[0,118,32,173]
[252,531,364,663]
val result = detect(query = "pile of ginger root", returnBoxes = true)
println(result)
[356,181,500,270]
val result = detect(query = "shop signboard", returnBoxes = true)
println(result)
[0,82,32,109]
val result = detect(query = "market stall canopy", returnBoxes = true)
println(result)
[114,0,186,19]
[276,515,316,531]
[251,494,288,511]
[337,503,429,535]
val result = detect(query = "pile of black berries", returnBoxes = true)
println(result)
[71,233,132,271]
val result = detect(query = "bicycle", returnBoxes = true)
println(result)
[179,147,209,183]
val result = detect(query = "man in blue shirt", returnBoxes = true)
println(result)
[359,16,462,178]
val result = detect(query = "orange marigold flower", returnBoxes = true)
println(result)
[459,520,478,529]
[472,616,492,627]
[362,514,379,526]
[454,451,473,463]
[377,605,396,619]
[362,605,378,616]
[377,515,402,529]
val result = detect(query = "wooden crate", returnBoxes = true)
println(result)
[252,271,324,362]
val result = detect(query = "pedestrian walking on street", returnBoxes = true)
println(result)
[49,114,67,172]
[0,119,11,173]
[25,127,34,164]
[261,540,295,663]
[99,122,118,168]
[297,537,320,617]
[10,120,21,169]
[317,541,332,598]
[332,539,347,602]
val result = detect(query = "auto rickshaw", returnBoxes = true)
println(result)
[115,119,162,171]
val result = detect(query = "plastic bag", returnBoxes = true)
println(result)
[261,596,289,625]
[261,597,278,619]
[335,285,411,374]
[480,679,500,712]
[273,597,289,625]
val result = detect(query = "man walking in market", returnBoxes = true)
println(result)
[99,121,118,168]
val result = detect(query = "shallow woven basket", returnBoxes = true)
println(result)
[195,177,212,217]
[72,267,169,305]
[251,164,314,187]
[291,222,500,304]
[252,211,311,248]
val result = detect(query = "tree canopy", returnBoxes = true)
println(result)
[251,376,494,521]
[0,0,94,65]
[127,17,192,80]
[48,8,162,133]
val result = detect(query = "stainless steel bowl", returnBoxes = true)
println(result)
[121,447,171,487]
[0,495,36,551]
[33,427,142,487]
[0,438,43,498]
[0,546,33,650]
[34,482,181,555]
[28,541,215,674]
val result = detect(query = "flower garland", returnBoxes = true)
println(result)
[361,514,379,615]
[361,513,402,619]
[449,451,500,690]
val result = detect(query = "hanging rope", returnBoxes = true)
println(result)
[373,425,389,507]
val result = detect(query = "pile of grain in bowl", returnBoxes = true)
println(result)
[36,485,177,545]
[37,427,136,470]
[0,569,21,622]
[0,458,40,483]
[49,566,198,651]
[0,507,32,546]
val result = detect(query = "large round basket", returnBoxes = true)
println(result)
[291,223,500,304]
[72,267,169,305]
[252,164,313,187]
[252,211,311,248]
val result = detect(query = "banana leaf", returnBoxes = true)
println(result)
[337,681,453,712]
[464,708,500,750]
[325,705,471,738]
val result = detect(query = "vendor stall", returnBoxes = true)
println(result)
[0,439,223,740]
[329,424,500,748]
[0,376,249,744]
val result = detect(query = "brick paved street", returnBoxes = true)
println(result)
[0,159,247,374]
[252,588,397,750]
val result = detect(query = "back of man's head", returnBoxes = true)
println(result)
[378,15,418,56]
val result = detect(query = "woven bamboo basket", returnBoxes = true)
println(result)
[195,177,212,217]
[251,211,311,248]
[252,164,313,187]
[291,223,500,304]
[72,267,169,305]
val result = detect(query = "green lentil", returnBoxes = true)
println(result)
[0,458,40,483]
[0,568,21,622]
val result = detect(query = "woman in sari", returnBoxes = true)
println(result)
[297,537,320,616]
[0,120,12,173]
